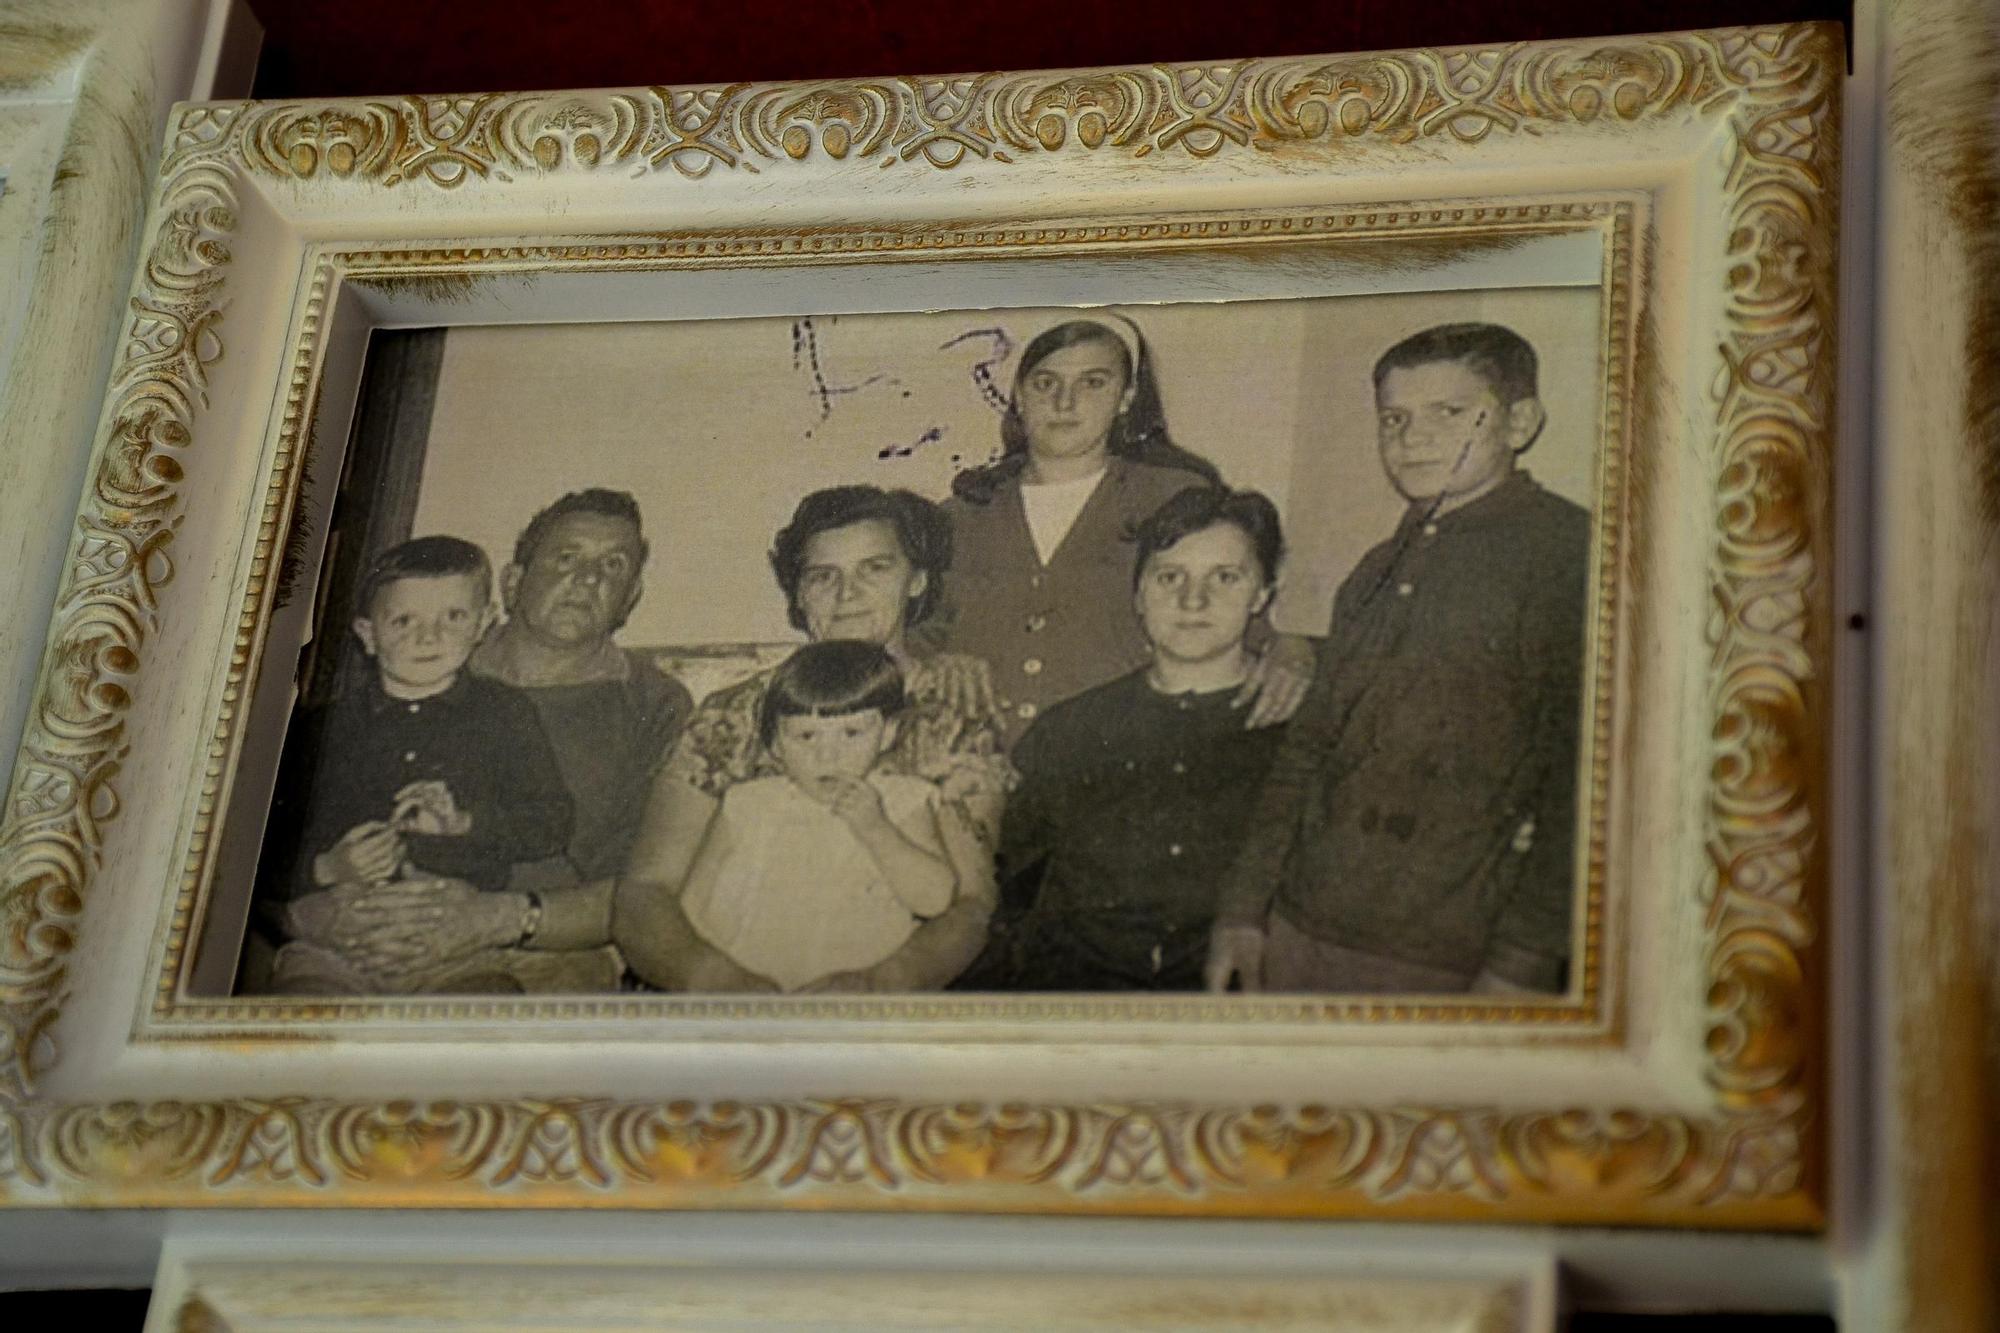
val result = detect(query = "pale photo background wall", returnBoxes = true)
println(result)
[413,287,1603,649]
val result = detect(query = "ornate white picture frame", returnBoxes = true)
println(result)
[0,22,1838,1227]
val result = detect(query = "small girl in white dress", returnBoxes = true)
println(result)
[680,641,957,991]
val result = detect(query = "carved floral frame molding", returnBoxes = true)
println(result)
[0,24,1836,1224]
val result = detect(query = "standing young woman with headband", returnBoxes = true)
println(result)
[918,315,1314,746]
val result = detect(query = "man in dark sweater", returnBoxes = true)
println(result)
[468,489,693,887]
[1206,323,1591,996]
[988,487,1288,990]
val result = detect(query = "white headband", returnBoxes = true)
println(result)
[1031,311,1146,380]
[1095,312,1146,377]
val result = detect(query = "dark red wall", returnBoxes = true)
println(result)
[246,1,1847,100]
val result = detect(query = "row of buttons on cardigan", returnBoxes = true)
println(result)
[1011,598,1053,720]
[1002,651,1050,721]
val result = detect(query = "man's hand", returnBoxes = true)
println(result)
[468,887,537,950]
[347,878,529,950]
[283,882,388,953]
[928,652,999,721]
[312,820,404,886]
[1232,633,1315,730]
[287,878,519,977]
[1204,924,1267,994]
[284,880,439,976]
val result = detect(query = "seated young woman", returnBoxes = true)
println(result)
[981,486,1291,991]
[919,316,1313,744]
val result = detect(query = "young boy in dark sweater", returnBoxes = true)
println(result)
[261,535,573,994]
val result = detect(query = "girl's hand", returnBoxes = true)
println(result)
[823,774,892,835]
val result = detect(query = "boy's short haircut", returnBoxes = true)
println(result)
[356,535,492,618]
[759,640,908,747]
[1133,486,1286,589]
[1371,322,1540,405]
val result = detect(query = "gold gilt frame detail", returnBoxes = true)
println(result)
[0,24,1835,1224]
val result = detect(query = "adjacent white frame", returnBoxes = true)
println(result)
[146,1217,1560,1332]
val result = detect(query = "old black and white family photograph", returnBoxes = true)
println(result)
[231,289,1605,1001]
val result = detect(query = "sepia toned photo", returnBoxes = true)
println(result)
[226,289,1607,1002]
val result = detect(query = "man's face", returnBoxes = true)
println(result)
[1016,338,1129,465]
[504,511,644,648]
[354,572,491,697]
[794,519,926,648]
[1134,521,1271,667]
[770,708,894,797]
[1374,360,1540,512]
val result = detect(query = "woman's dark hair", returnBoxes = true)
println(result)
[356,535,491,618]
[1372,322,1540,405]
[950,318,1222,505]
[768,486,953,633]
[759,640,908,747]
[1133,486,1286,588]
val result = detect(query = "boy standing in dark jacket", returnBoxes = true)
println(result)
[1206,323,1590,996]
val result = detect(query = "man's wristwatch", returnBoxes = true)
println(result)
[515,891,545,947]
